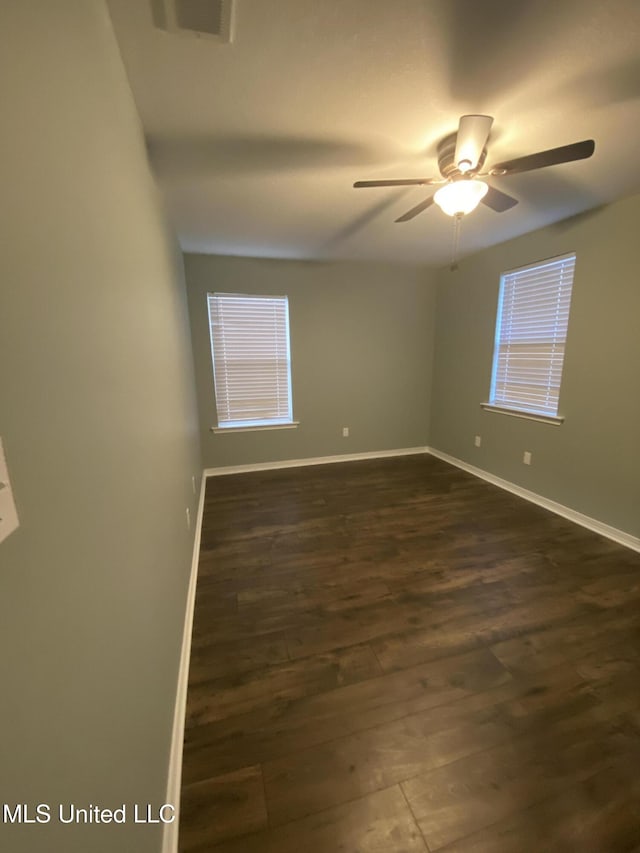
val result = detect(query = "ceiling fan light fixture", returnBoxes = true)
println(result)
[434,180,489,216]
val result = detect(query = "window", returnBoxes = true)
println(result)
[207,292,295,431]
[485,253,576,422]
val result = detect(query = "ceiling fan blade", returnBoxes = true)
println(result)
[353,178,439,188]
[454,115,494,173]
[481,185,519,212]
[490,139,595,176]
[394,196,435,222]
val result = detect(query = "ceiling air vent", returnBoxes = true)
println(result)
[152,0,235,43]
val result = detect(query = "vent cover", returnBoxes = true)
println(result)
[153,0,234,43]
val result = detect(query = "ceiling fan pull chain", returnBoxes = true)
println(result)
[450,213,462,270]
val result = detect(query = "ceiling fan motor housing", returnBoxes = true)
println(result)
[438,133,487,180]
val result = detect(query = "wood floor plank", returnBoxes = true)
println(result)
[237,577,392,615]
[403,712,638,850]
[491,607,640,676]
[260,660,603,827]
[574,643,640,720]
[262,708,515,827]
[371,589,590,673]
[199,785,428,853]
[187,630,290,682]
[185,643,382,727]
[182,646,512,784]
[178,765,267,852]
[435,759,640,853]
[179,455,640,849]
[285,597,437,660]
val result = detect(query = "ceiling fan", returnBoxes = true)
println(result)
[353,115,595,222]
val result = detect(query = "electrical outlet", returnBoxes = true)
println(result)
[474,435,481,447]
[186,507,191,530]
[523,451,532,465]
[342,427,349,438]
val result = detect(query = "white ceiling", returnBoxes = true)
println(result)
[108,0,640,265]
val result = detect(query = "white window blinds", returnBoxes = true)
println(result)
[208,293,293,428]
[489,253,576,418]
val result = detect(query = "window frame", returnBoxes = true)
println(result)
[207,292,297,433]
[482,252,576,425]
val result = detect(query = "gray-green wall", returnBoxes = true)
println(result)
[430,194,640,539]
[184,253,436,469]
[0,4,201,852]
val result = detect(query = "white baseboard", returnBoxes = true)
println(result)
[161,473,207,853]
[204,446,429,478]
[427,447,640,554]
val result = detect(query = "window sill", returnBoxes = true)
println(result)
[481,404,564,426]
[211,421,300,434]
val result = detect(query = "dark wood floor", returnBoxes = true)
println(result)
[178,454,640,852]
